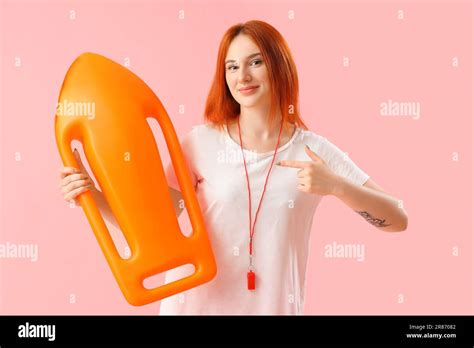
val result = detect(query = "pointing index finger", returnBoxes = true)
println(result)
[277,160,310,169]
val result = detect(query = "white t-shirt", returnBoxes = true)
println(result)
[160,123,369,315]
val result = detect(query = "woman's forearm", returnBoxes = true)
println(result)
[89,188,121,230]
[332,177,408,232]
[88,187,184,230]
[169,187,185,218]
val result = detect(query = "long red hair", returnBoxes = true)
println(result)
[204,20,308,132]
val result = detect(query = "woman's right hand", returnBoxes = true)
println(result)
[59,149,95,205]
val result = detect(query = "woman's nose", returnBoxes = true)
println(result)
[237,66,251,82]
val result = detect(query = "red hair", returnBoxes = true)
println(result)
[204,20,308,132]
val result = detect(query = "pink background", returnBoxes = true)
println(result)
[0,0,472,314]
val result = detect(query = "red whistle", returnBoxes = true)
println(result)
[247,270,256,290]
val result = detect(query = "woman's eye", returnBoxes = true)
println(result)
[226,60,262,71]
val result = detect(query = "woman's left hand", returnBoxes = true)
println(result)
[276,144,343,196]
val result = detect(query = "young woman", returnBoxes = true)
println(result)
[59,20,408,315]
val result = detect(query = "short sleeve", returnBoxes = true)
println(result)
[164,130,198,192]
[312,135,370,186]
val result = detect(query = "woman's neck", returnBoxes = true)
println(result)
[235,110,284,140]
[226,112,296,153]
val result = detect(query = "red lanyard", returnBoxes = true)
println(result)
[237,117,284,290]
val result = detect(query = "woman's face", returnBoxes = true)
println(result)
[224,34,270,109]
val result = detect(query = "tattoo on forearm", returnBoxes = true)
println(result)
[356,211,391,228]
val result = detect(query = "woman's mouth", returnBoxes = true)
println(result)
[239,86,259,95]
